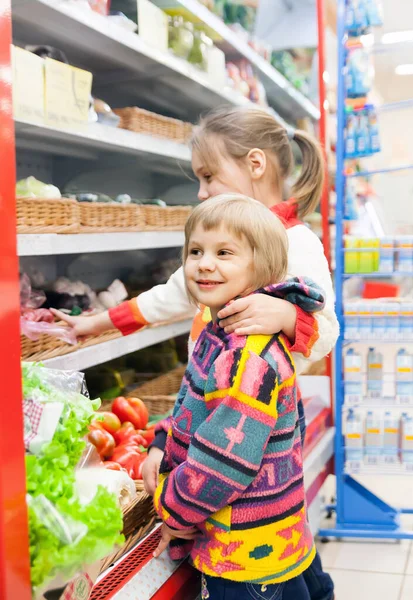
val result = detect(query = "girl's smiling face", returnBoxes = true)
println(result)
[184,224,255,319]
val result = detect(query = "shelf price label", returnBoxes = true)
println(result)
[365,455,379,466]
[346,460,362,473]
[345,394,362,406]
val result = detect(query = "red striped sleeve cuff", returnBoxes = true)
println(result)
[108,299,148,336]
[289,306,319,358]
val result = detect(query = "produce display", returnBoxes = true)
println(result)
[23,363,124,597]
[88,397,169,480]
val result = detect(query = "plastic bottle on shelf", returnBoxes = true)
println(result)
[344,348,363,401]
[367,105,381,154]
[372,301,385,339]
[365,0,384,27]
[364,410,382,461]
[400,302,413,342]
[386,302,400,340]
[400,414,413,465]
[379,237,394,273]
[356,112,369,157]
[383,411,400,461]
[396,349,413,402]
[345,113,357,159]
[359,302,372,339]
[396,236,413,273]
[344,302,359,340]
[367,347,383,399]
[345,409,364,462]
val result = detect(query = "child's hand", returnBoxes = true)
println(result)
[50,309,113,339]
[153,524,198,558]
[142,447,164,496]
[218,295,297,341]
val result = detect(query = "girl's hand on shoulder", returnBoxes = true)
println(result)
[217,295,297,341]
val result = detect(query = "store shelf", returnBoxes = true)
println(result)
[11,0,254,121]
[344,338,413,344]
[17,231,185,256]
[14,119,191,171]
[42,318,192,371]
[343,271,413,279]
[153,0,320,122]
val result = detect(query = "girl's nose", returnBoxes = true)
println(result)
[198,186,209,202]
[198,255,215,271]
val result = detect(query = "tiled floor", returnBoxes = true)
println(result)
[316,475,413,600]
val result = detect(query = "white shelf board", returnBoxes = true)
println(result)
[153,0,320,121]
[15,119,192,169]
[18,231,185,256]
[42,318,192,371]
[11,0,256,120]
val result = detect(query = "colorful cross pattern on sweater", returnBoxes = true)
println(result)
[154,278,324,584]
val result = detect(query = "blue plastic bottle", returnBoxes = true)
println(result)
[365,0,383,27]
[345,113,357,158]
[356,113,369,157]
[344,180,359,220]
[345,409,364,462]
[367,347,383,399]
[367,105,381,154]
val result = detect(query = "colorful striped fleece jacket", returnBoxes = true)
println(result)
[153,277,325,585]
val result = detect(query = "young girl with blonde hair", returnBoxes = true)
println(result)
[153,193,325,600]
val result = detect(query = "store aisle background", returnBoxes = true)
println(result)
[317,475,413,600]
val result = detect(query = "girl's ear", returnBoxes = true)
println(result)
[246,148,267,180]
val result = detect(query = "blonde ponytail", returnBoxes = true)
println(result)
[191,106,325,219]
[291,129,325,218]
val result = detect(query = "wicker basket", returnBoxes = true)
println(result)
[16,197,80,234]
[21,328,122,362]
[79,202,145,233]
[128,364,186,414]
[143,205,192,230]
[114,107,192,144]
[100,489,157,573]
[21,331,68,361]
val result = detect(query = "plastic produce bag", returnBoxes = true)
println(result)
[24,363,124,596]
[20,274,77,345]
[16,176,61,199]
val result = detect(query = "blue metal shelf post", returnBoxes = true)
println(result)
[318,0,413,541]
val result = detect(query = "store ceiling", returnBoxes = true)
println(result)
[373,0,413,103]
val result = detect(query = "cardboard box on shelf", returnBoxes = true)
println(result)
[12,46,45,124]
[44,58,93,129]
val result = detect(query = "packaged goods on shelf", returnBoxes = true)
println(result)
[11,46,93,129]
[344,345,413,405]
[344,407,413,471]
[345,0,384,36]
[344,235,413,274]
[344,104,380,158]
[344,301,413,341]
[226,60,268,106]
[345,44,373,100]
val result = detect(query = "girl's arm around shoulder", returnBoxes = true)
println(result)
[286,225,340,372]
[109,266,197,336]
[154,346,281,530]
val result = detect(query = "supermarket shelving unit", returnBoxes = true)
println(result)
[318,0,413,542]
[0,1,333,599]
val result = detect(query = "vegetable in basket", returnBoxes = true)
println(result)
[112,396,148,430]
